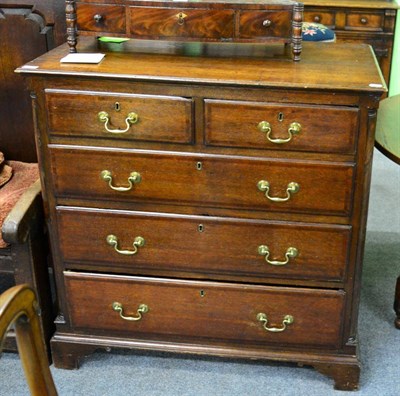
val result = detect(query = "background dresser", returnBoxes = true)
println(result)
[0,0,66,162]
[18,38,385,390]
[303,0,398,87]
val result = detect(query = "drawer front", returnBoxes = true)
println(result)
[303,10,335,28]
[58,208,351,283]
[50,147,355,216]
[346,12,384,31]
[238,11,292,39]
[129,7,234,40]
[65,272,345,348]
[77,3,126,33]
[46,90,194,145]
[204,99,358,154]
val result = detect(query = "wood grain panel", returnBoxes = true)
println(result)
[130,7,234,39]
[45,90,194,144]
[77,3,125,33]
[204,99,359,154]
[49,146,356,216]
[345,12,383,30]
[57,207,351,283]
[238,10,292,38]
[65,271,346,348]
[303,10,335,27]
[0,7,50,162]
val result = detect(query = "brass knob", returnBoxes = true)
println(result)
[313,15,321,23]
[93,14,103,23]
[176,12,187,25]
[262,19,272,27]
[360,17,368,25]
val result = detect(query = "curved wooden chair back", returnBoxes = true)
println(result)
[0,284,57,395]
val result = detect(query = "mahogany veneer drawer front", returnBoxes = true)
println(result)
[76,3,126,33]
[345,11,384,31]
[303,9,385,31]
[303,10,335,27]
[49,146,355,216]
[46,90,194,144]
[57,207,351,283]
[65,272,346,349]
[129,7,235,40]
[238,11,292,38]
[205,99,359,154]
[18,39,385,390]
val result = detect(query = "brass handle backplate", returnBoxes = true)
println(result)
[106,235,145,255]
[112,302,148,321]
[257,313,294,333]
[98,111,138,134]
[258,121,301,144]
[257,180,300,202]
[176,12,187,25]
[101,170,141,192]
[258,246,298,266]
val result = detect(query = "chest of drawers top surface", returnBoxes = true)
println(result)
[18,38,385,92]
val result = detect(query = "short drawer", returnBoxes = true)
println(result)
[45,90,194,145]
[204,99,359,154]
[129,7,234,40]
[57,207,351,283]
[345,12,384,31]
[238,11,292,39]
[77,3,126,33]
[64,272,346,349]
[303,10,335,28]
[49,146,355,217]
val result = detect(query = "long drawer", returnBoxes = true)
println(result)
[45,90,194,144]
[204,99,359,154]
[64,272,346,349]
[57,207,351,283]
[49,146,355,217]
[129,7,235,40]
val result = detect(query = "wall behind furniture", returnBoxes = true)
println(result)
[389,4,400,95]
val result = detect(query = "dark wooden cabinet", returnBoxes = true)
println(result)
[18,38,385,390]
[0,0,66,162]
[303,0,398,87]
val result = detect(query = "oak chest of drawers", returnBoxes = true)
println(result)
[18,38,385,390]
